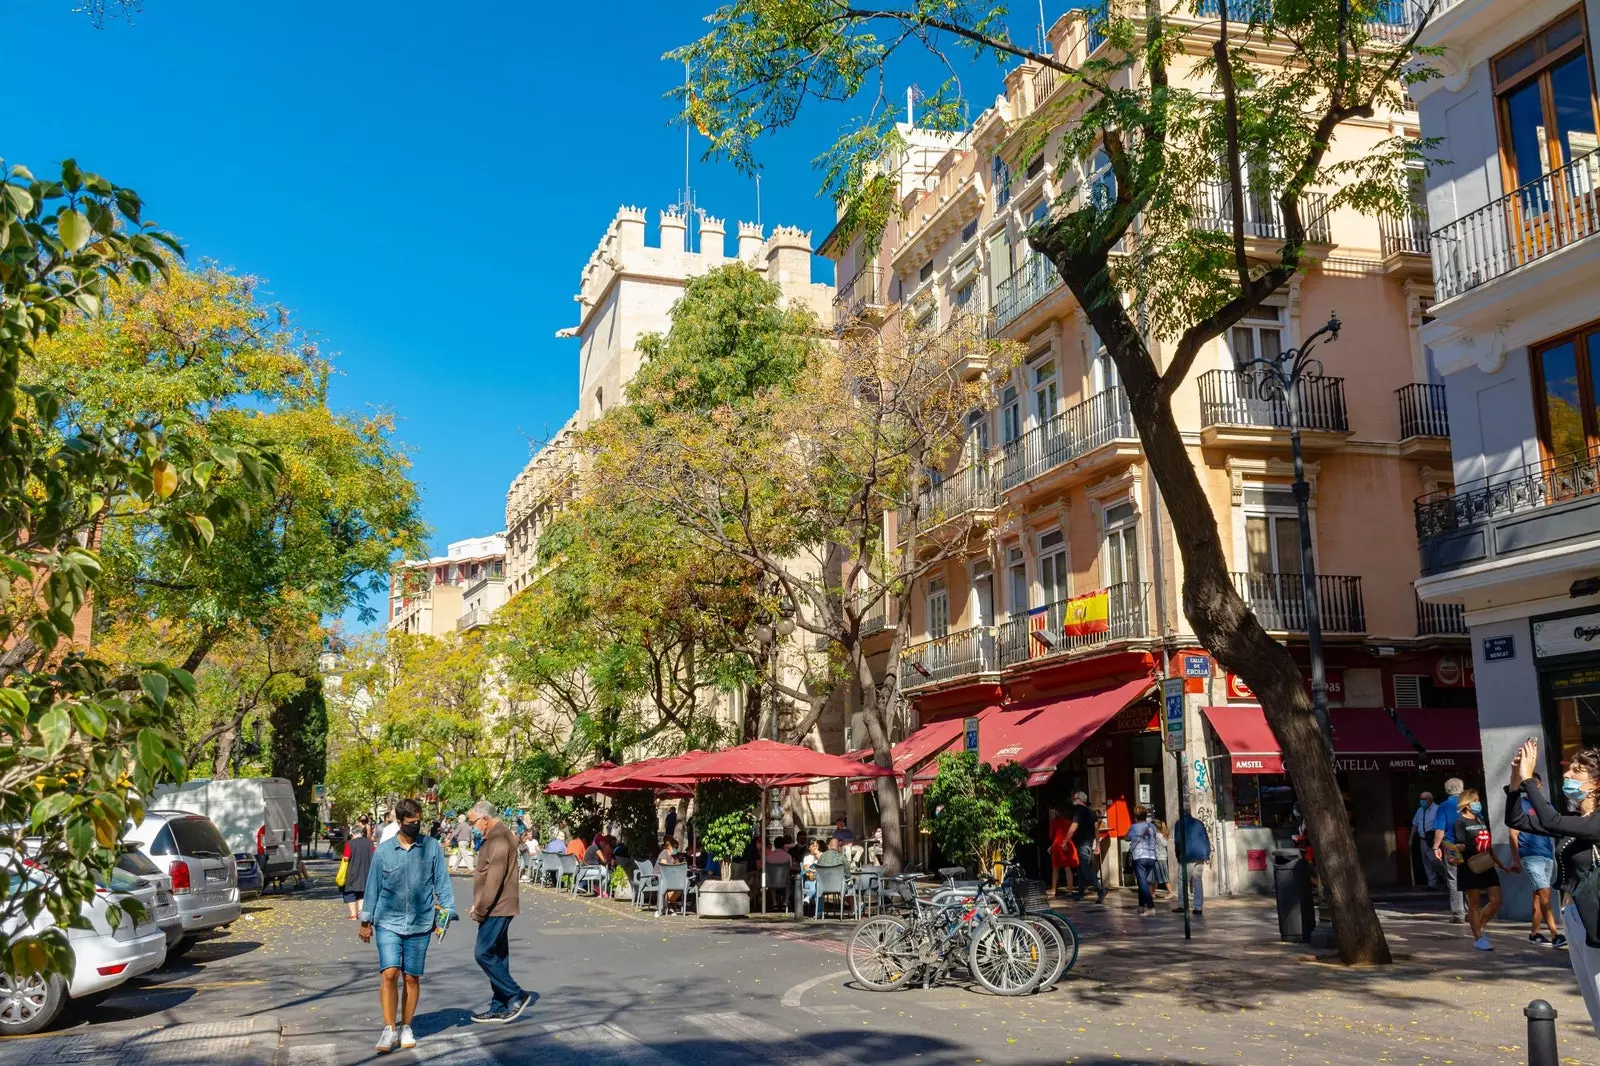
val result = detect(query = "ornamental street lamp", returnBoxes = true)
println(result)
[1236,313,1341,751]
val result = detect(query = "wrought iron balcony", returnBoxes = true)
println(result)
[1416,595,1467,637]
[1191,185,1332,245]
[899,457,997,537]
[859,594,889,637]
[1432,148,1600,302]
[833,265,885,328]
[991,251,1062,334]
[1197,369,1349,433]
[1396,382,1448,439]
[998,387,1136,491]
[1232,572,1366,633]
[1381,202,1431,256]
[997,582,1151,667]
[1416,446,1600,576]
[899,626,1000,690]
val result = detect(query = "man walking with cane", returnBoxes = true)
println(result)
[467,801,530,1023]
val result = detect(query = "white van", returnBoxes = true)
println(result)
[152,777,299,879]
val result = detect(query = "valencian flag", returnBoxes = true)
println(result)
[1062,588,1111,637]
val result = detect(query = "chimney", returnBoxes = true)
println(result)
[765,225,813,287]
[699,215,726,262]
[659,208,687,254]
[737,221,765,263]
[616,205,646,250]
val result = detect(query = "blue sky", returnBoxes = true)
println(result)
[8,2,1032,625]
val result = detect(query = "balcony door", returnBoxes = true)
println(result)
[1227,307,1286,425]
[926,578,950,641]
[1103,501,1140,635]
[999,385,1024,487]
[1531,321,1600,460]
[1243,485,1306,631]
[966,409,992,493]
[1494,11,1599,265]
[1038,530,1068,637]
[971,561,996,670]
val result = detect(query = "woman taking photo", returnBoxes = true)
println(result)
[1505,738,1600,1035]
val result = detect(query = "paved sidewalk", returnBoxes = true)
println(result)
[0,1015,278,1066]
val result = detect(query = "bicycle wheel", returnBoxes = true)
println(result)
[1034,909,1080,976]
[968,916,1044,996]
[847,917,919,991]
[1024,915,1068,991]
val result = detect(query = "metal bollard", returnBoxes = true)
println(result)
[1525,999,1558,1066]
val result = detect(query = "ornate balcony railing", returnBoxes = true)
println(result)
[1416,595,1467,637]
[998,387,1136,491]
[1381,202,1431,256]
[997,582,1151,667]
[1232,572,1366,633]
[1416,446,1600,543]
[899,457,997,536]
[833,265,885,327]
[900,626,1000,689]
[992,251,1062,333]
[1432,148,1600,301]
[1191,184,1332,244]
[1197,369,1349,433]
[1396,382,1449,439]
[859,594,889,637]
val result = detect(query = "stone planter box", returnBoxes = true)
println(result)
[697,878,751,918]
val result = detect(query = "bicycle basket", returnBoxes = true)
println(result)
[1013,878,1049,913]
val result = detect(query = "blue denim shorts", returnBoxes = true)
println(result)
[1523,855,1555,892]
[374,927,432,976]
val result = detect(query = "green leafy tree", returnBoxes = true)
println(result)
[924,753,1036,877]
[675,0,1443,965]
[610,789,662,859]
[694,781,761,879]
[0,157,282,985]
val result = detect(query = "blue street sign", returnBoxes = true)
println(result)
[1184,655,1212,678]
[1163,678,1185,752]
[1483,635,1515,662]
[964,717,979,753]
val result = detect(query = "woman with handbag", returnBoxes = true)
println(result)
[1506,738,1600,1036]
[1450,789,1506,950]
[340,823,376,921]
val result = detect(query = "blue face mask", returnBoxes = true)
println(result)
[1468,801,1483,814]
[1563,779,1588,803]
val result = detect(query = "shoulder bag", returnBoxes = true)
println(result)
[1568,845,1600,949]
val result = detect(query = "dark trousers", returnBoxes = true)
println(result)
[1133,858,1157,909]
[474,915,524,1009]
[1073,851,1102,898]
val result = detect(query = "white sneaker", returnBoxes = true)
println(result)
[399,1025,417,1049]
[1473,935,1492,951]
[375,1026,397,1053]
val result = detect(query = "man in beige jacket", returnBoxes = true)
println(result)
[466,800,529,1023]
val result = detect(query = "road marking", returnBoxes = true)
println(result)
[404,1029,496,1065]
[780,969,849,1007]
[539,1022,679,1066]
[690,1012,857,1066]
[280,1042,339,1066]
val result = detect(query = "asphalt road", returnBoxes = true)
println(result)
[5,860,1599,1065]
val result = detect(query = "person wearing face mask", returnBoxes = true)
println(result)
[1507,738,1600,1036]
[1450,788,1509,950]
[1411,791,1440,888]
[1430,778,1467,924]
[1507,773,1564,948]
[359,797,456,1054]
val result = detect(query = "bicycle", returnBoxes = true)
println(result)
[923,862,1079,987]
[847,870,1048,996]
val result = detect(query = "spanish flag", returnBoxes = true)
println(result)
[1061,589,1111,637]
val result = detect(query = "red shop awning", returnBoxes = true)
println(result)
[1201,706,1285,774]
[913,678,1155,787]
[847,718,968,792]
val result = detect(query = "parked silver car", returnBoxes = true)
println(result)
[115,844,183,952]
[125,811,240,953]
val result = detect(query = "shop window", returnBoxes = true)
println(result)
[1232,774,1298,831]
[1493,10,1596,195]
[1530,321,1600,460]
[926,579,950,640]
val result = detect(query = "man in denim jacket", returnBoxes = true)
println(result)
[359,797,456,1053]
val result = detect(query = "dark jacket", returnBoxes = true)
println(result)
[1504,780,1600,895]
[471,820,521,920]
[344,834,375,893]
[1175,813,1212,864]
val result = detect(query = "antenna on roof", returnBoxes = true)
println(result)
[679,59,698,252]
[755,174,762,228]
[1038,0,1047,51]
[906,85,915,126]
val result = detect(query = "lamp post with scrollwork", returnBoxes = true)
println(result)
[1236,313,1342,751]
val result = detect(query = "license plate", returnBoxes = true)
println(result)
[205,869,227,883]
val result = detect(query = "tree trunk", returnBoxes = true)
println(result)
[1055,248,1391,966]
[211,722,237,779]
[855,653,905,874]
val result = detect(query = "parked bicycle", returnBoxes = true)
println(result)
[926,863,1080,983]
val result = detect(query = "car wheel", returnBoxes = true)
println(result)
[166,936,197,959]
[0,971,66,1035]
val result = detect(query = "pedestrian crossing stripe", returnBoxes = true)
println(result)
[539,1022,678,1066]
[689,1011,859,1066]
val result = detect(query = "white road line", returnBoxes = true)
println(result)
[690,1012,857,1066]
[279,1042,339,1066]
[539,1021,681,1066]
[404,1029,497,1065]
[780,968,849,1007]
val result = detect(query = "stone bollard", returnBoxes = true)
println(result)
[1525,999,1558,1066]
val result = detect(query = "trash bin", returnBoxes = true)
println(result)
[1272,849,1315,943]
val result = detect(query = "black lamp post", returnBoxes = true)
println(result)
[1237,313,1341,749]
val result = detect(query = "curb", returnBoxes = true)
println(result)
[247,1014,282,1066]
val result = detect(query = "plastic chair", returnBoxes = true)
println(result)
[764,862,792,911]
[558,853,578,890]
[573,861,607,897]
[632,859,659,912]
[813,863,860,920]
[855,864,884,915]
[655,862,697,916]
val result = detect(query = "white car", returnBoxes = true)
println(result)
[151,777,299,881]
[0,854,167,1035]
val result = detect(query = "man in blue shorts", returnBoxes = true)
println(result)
[1509,773,1565,948]
[360,797,456,1053]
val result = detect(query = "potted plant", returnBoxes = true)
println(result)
[923,752,1035,879]
[608,864,633,902]
[694,780,760,917]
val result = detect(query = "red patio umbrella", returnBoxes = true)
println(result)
[583,755,698,798]
[543,761,616,797]
[644,739,899,787]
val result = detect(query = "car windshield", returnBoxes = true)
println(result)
[168,818,229,858]
[117,847,161,877]
[95,866,146,893]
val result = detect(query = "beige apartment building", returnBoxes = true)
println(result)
[387,533,507,637]
[827,3,1482,894]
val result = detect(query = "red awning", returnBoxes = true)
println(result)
[1201,706,1483,774]
[646,739,899,788]
[543,761,617,796]
[912,678,1155,786]
[1200,706,1285,774]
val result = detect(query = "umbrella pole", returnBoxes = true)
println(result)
[761,787,768,915]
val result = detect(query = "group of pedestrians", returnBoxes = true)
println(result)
[1046,791,1211,915]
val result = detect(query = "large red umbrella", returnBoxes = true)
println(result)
[584,755,699,798]
[645,739,899,787]
[543,761,616,797]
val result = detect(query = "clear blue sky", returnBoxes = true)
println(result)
[8,3,1031,623]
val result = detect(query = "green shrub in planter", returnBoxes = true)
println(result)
[695,780,760,880]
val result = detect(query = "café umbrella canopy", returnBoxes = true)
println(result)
[543,761,617,797]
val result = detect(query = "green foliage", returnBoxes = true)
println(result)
[694,780,760,873]
[923,753,1035,873]
[610,789,661,859]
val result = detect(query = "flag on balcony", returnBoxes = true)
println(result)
[1027,605,1050,659]
[1062,589,1110,637]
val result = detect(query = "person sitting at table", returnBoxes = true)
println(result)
[788,833,809,866]
[799,839,822,913]
[565,831,588,864]
[831,817,855,845]
[804,839,849,915]
[764,836,793,870]
[657,836,683,866]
